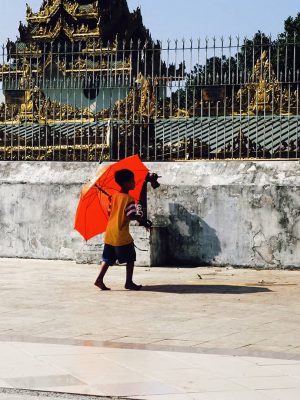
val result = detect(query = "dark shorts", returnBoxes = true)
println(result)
[102,243,136,266]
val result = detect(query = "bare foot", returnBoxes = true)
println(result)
[125,282,142,291]
[94,281,111,291]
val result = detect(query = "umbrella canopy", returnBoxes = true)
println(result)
[74,155,149,241]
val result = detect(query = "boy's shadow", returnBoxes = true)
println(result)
[142,284,272,294]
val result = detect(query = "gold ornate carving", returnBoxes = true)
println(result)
[78,23,89,34]
[31,20,99,42]
[26,0,60,23]
[62,22,75,41]
[57,59,66,73]
[74,57,87,70]
[235,51,297,115]
[26,3,33,17]
[17,64,37,121]
[60,58,131,74]
[1,88,94,123]
[23,1,101,45]
[22,42,42,56]
[83,44,118,55]
[64,1,78,17]
[66,0,99,18]
[31,17,67,41]
[42,52,53,71]
[99,73,158,120]
[136,72,158,118]
[175,108,191,118]
[73,24,100,38]
[0,64,11,73]
[0,60,94,123]
[36,25,47,37]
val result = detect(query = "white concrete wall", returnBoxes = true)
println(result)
[0,161,299,268]
[149,161,300,269]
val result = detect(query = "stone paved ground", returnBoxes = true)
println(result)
[1,258,300,399]
[1,258,299,357]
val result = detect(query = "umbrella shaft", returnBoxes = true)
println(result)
[95,184,111,198]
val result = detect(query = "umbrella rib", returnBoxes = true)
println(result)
[94,184,111,198]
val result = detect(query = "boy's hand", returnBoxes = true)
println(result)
[139,218,153,230]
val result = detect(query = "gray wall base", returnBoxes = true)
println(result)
[75,226,167,267]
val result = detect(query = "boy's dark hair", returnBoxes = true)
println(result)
[115,169,134,187]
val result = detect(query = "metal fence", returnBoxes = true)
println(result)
[1,35,300,161]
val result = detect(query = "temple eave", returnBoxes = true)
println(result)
[31,30,101,41]
[73,32,100,39]
[76,13,98,19]
[31,35,54,40]
[27,17,51,23]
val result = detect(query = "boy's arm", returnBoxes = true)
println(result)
[125,201,153,229]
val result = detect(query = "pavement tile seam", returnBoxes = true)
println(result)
[7,341,300,397]
[34,353,162,391]
[8,346,81,381]
[96,354,196,395]
[1,335,300,362]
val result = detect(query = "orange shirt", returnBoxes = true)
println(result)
[104,192,136,246]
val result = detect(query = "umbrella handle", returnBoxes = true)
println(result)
[94,184,111,198]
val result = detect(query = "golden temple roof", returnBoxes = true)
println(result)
[26,1,99,23]
[2,0,153,80]
[26,0,100,42]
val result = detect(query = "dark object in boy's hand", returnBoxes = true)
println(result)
[146,173,160,189]
[139,218,153,229]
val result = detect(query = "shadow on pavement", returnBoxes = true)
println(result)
[143,284,272,294]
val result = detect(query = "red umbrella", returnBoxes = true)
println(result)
[74,155,149,241]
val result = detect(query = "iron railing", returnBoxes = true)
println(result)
[1,35,300,161]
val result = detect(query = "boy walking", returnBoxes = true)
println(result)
[94,169,151,291]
